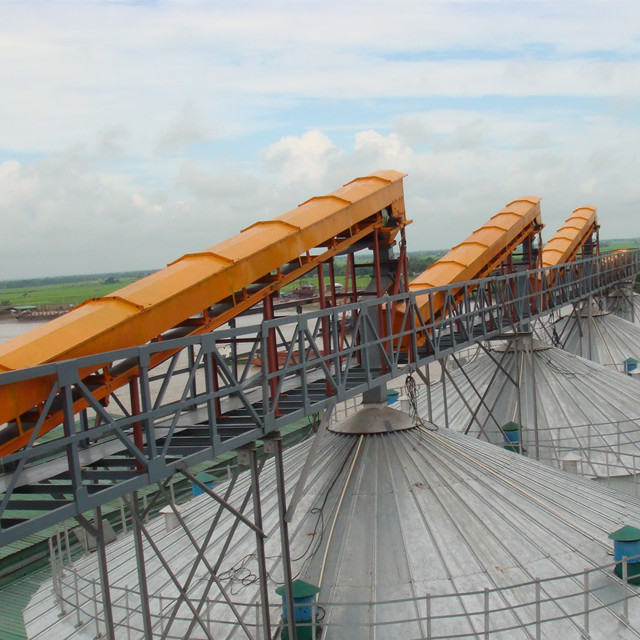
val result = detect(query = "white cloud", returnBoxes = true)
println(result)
[261,131,342,186]
[354,130,412,158]
[0,155,185,278]
[94,126,131,159]
[156,102,215,154]
[2,1,640,154]
[4,101,640,279]
[1,1,640,278]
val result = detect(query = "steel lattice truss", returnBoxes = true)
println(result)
[0,252,639,545]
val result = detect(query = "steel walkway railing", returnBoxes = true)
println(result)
[0,250,639,545]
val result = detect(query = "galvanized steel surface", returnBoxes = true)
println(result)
[24,426,640,639]
[607,291,640,325]
[551,308,640,369]
[419,341,640,477]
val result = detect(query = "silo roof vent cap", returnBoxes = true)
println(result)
[160,505,181,533]
[609,525,640,542]
[275,580,321,599]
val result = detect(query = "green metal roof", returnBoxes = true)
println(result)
[0,566,51,639]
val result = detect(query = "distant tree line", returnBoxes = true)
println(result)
[0,270,156,290]
[1,251,446,291]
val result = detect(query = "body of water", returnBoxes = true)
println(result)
[0,318,46,345]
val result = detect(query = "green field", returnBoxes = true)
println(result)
[600,238,640,252]
[0,278,140,308]
[0,240,633,309]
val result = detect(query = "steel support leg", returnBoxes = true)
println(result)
[587,294,593,361]
[514,337,523,430]
[94,507,116,640]
[426,362,433,422]
[265,434,297,640]
[529,333,540,460]
[440,357,449,430]
[131,491,154,640]
[162,468,243,638]
[249,447,272,640]
[133,512,216,640]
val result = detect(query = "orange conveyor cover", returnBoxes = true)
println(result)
[0,170,407,447]
[541,206,598,268]
[406,196,542,322]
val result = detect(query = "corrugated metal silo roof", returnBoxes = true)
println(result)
[546,303,640,371]
[23,419,640,639]
[418,340,640,478]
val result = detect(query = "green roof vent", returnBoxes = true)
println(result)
[276,580,321,637]
[609,525,640,583]
[192,472,216,497]
[502,422,522,453]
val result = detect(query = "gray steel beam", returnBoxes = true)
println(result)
[246,445,272,640]
[160,467,243,638]
[130,491,154,640]
[93,507,116,640]
[265,433,297,640]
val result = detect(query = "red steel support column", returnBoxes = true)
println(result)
[372,231,388,373]
[317,264,333,395]
[349,253,361,366]
[129,378,145,472]
[393,228,410,358]
[328,258,338,307]
[373,231,383,299]
[338,254,352,356]
[263,294,280,415]
[350,250,358,302]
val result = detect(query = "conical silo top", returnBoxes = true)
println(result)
[328,405,418,434]
[549,307,640,368]
[420,342,640,477]
[25,423,640,640]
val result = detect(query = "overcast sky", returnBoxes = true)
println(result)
[2,0,640,278]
